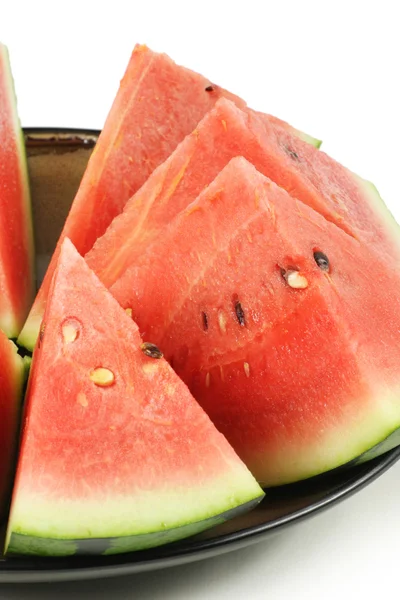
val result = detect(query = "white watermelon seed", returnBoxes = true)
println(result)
[77,392,88,407]
[62,323,79,344]
[287,271,308,289]
[205,372,211,387]
[218,311,227,333]
[281,268,309,290]
[244,362,250,378]
[89,367,115,387]
[125,307,133,317]
[142,362,159,375]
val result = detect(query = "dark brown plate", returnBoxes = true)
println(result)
[1,128,398,583]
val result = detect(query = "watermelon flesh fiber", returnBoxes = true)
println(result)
[0,44,35,338]
[85,97,397,295]
[17,44,321,351]
[110,157,400,486]
[6,239,263,556]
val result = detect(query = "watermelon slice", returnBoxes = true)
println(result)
[84,98,396,295]
[110,157,400,486]
[6,239,263,557]
[0,43,35,338]
[18,45,321,351]
[0,331,24,517]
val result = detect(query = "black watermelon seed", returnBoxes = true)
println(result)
[284,146,300,161]
[205,85,215,92]
[235,301,246,326]
[313,251,330,271]
[141,342,163,359]
[202,311,209,331]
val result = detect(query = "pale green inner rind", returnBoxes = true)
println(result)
[8,339,25,399]
[0,313,19,342]
[0,44,35,339]
[6,469,263,547]
[353,172,400,254]
[352,426,400,465]
[7,496,262,556]
[294,128,322,149]
[17,313,42,352]
[254,384,400,487]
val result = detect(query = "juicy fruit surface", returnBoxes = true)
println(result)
[0,331,24,516]
[111,157,400,485]
[18,43,322,352]
[17,44,247,351]
[55,45,245,252]
[87,98,393,294]
[6,239,263,555]
[0,44,34,338]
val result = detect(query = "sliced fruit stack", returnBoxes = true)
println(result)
[0,43,399,557]
[0,44,34,521]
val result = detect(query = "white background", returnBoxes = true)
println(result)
[1,1,400,598]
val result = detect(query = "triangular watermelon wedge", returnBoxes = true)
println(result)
[18,44,321,352]
[84,98,397,298]
[6,239,263,557]
[110,157,400,486]
[0,43,35,338]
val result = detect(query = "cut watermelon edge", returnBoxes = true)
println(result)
[5,238,265,557]
[5,479,263,556]
[0,43,35,339]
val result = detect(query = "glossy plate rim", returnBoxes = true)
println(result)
[2,447,399,583]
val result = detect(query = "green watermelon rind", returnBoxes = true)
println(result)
[0,44,35,339]
[6,491,263,557]
[22,355,32,383]
[7,535,77,557]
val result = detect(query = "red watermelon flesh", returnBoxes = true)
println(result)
[110,157,400,486]
[18,45,322,352]
[6,239,263,556]
[16,44,246,350]
[0,330,24,517]
[85,98,396,295]
[0,44,35,338]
